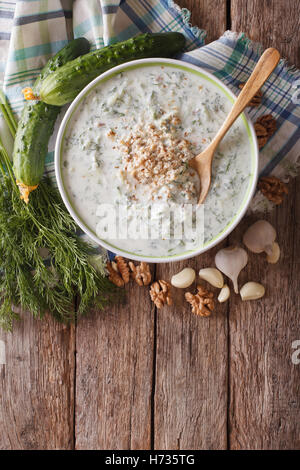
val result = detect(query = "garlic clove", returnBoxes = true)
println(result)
[199,267,224,288]
[266,242,280,264]
[240,282,265,301]
[215,246,248,294]
[171,268,195,289]
[243,220,276,255]
[218,284,230,303]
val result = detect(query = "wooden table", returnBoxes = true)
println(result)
[0,0,299,450]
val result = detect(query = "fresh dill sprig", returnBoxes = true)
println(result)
[0,89,17,136]
[0,91,118,331]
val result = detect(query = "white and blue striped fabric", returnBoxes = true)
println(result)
[0,0,299,215]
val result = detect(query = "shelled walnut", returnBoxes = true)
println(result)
[150,280,172,308]
[129,261,151,286]
[239,83,262,106]
[258,175,288,205]
[254,114,277,149]
[185,285,214,317]
[115,256,130,283]
[106,262,124,287]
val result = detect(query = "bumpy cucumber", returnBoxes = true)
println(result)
[34,37,90,94]
[13,38,90,191]
[40,32,186,106]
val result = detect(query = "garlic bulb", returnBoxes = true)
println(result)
[199,268,224,288]
[215,246,248,294]
[243,220,276,256]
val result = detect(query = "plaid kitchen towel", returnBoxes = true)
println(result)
[0,0,299,214]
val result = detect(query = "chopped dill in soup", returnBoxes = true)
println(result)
[62,64,252,257]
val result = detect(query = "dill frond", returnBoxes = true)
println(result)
[0,91,118,331]
[0,171,117,331]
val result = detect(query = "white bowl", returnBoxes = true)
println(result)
[55,58,259,263]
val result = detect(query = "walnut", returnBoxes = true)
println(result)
[115,256,130,283]
[185,285,214,317]
[239,83,262,106]
[107,129,116,138]
[257,114,277,134]
[258,176,288,205]
[129,261,151,286]
[150,280,172,308]
[106,262,124,287]
[254,122,268,148]
[254,114,277,149]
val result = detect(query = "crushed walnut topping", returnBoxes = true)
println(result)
[107,129,116,138]
[118,119,195,194]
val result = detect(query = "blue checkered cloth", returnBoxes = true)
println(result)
[0,0,299,215]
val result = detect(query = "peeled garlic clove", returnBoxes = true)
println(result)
[218,284,230,303]
[240,282,265,300]
[199,267,224,288]
[243,220,276,255]
[171,267,195,288]
[266,242,280,264]
[215,246,248,294]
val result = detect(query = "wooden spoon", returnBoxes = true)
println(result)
[189,48,280,204]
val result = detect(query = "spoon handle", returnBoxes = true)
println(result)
[210,48,280,150]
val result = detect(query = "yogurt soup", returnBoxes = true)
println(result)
[61,63,253,257]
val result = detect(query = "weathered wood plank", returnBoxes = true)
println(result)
[177,0,227,43]
[75,281,155,450]
[229,0,300,449]
[153,0,228,450]
[231,0,300,65]
[0,314,75,450]
[228,183,300,449]
[154,250,228,450]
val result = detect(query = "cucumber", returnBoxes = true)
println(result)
[13,38,90,196]
[40,32,186,106]
[34,37,90,93]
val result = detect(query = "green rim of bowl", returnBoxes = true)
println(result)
[59,60,256,260]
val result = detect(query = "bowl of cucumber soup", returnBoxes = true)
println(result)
[55,58,259,262]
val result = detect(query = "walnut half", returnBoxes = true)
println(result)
[115,256,130,284]
[129,261,151,286]
[185,285,214,317]
[150,280,172,309]
[258,175,288,205]
[254,114,277,149]
[106,262,124,287]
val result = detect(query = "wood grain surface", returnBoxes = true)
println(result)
[0,314,75,450]
[229,0,300,450]
[0,0,299,450]
[231,0,300,65]
[154,251,228,450]
[75,281,155,450]
[176,0,227,43]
